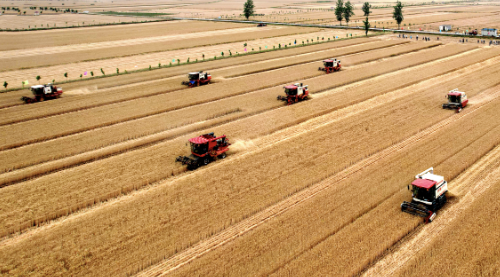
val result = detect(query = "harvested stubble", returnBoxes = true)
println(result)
[0,26,317,72]
[1,53,500,276]
[0,39,402,124]
[0,37,375,109]
[0,44,491,233]
[167,84,500,277]
[2,45,498,178]
[0,41,452,151]
[0,21,246,51]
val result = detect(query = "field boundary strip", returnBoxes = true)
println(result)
[134,80,500,277]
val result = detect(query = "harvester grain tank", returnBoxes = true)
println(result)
[443,88,468,113]
[176,132,230,169]
[21,84,63,103]
[277,83,309,105]
[319,58,341,73]
[401,167,448,223]
[182,71,211,87]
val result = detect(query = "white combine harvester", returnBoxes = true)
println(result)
[401,167,448,223]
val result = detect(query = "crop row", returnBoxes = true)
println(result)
[2,56,500,276]
[1,26,317,72]
[0,39,399,124]
[0,21,245,51]
[0,37,376,110]
[0,45,492,234]
[0,41,438,174]
[0,41,442,150]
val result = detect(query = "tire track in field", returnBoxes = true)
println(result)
[361,142,500,277]
[135,80,500,277]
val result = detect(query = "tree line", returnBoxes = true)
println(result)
[242,0,405,32]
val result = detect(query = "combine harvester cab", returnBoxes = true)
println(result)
[182,71,211,88]
[443,88,468,113]
[319,58,341,73]
[401,167,448,223]
[277,83,309,105]
[176,132,230,170]
[21,84,63,104]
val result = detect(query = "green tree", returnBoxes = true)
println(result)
[243,0,254,20]
[90,71,94,77]
[3,81,7,90]
[343,1,354,25]
[64,72,68,80]
[362,2,371,16]
[36,75,41,83]
[177,59,180,65]
[393,0,404,29]
[116,68,119,74]
[335,0,344,25]
[158,62,161,68]
[363,16,370,36]
[101,68,105,75]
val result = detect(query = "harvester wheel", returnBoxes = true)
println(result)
[202,157,210,166]
[218,153,227,159]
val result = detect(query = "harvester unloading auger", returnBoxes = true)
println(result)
[176,132,230,170]
[21,84,63,103]
[182,71,211,88]
[401,167,448,223]
[318,58,341,73]
[277,83,309,105]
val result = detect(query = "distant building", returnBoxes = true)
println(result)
[481,28,498,37]
[439,25,452,31]
[34,11,40,16]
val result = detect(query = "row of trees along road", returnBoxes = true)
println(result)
[243,0,403,31]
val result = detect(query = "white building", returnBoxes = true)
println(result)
[439,25,452,31]
[481,28,498,37]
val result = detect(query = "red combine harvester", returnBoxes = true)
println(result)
[257,23,267,27]
[277,83,309,105]
[443,88,468,113]
[401,167,448,223]
[182,71,211,88]
[468,29,478,36]
[318,58,341,73]
[176,132,230,169]
[21,84,63,103]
